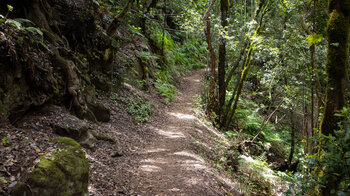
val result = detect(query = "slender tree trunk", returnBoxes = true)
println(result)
[251,100,283,143]
[251,0,255,20]
[301,13,323,153]
[225,41,249,89]
[219,41,249,128]
[221,67,243,128]
[161,0,167,56]
[244,0,247,25]
[288,110,295,166]
[240,0,243,26]
[225,45,253,129]
[203,0,217,112]
[302,75,309,153]
[225,0,272,129]
[218,0,229,119]
[320,1,350,195]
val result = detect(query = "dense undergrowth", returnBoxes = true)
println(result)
[205,96,297,195]
[115,11,207,122]
[200,83,350,195]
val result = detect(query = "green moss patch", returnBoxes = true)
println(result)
[12,137,89,196]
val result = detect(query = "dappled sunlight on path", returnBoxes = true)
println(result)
[131,69,239,195]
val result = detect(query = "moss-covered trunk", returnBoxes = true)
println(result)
[224,0,271,129]
[319,0,350,194]
[320,0,349,136]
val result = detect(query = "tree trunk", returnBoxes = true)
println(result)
[224,41,249,89]
[244,0,247,25]
[203,0,217,112]
[161,0,167,57]
[218,0,229,119]
[288,110,295,166]
[219,42,248,128]
[320,0,350,195]
[320,0,349,137]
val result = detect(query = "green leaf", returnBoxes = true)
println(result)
[0,176,7,184]
[92,0,100,6]
[25,27,43,36]
[2,137,11,146]
[330,42,339,47]
[225,131,235,137]
[7,4,13,12]
[306,34,322,47]
[5,19,22,29]
[13,18,34,25]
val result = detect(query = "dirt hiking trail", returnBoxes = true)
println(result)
[126,69,240,195]
[0,69,241,195]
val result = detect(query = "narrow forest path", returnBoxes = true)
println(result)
[125,69,240,195]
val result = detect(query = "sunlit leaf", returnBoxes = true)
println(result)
[7,4,13,12]
[306,34,322,47]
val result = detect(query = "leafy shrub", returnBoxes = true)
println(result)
[128,99,152,123]
[287,108,350,195]
[154,79,177,103]
[237,155,286,195]
[118,97,153,123]
[234,99,264,133]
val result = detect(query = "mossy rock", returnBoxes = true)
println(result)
[91,130,115,143]
[54,121,88,141]
[11,138,89,196]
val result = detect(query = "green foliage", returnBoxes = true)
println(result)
[0,17,43,36]
[237,155,285,195]
[154,79,177,103]
[233,98,264,133]
[129,24,143,36]
[306,34,322,47]
[178,38,207,71]
[137,51,159,61]
[120,97,153,123]
[2,137,11,146]
[148,20,206,71]
[149,22,174,51]
[287,108,350,195]
[153,63,178,102]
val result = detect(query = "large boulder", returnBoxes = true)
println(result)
[54,121,88,140]
[53,115,96,149]
[11,138,89,196]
